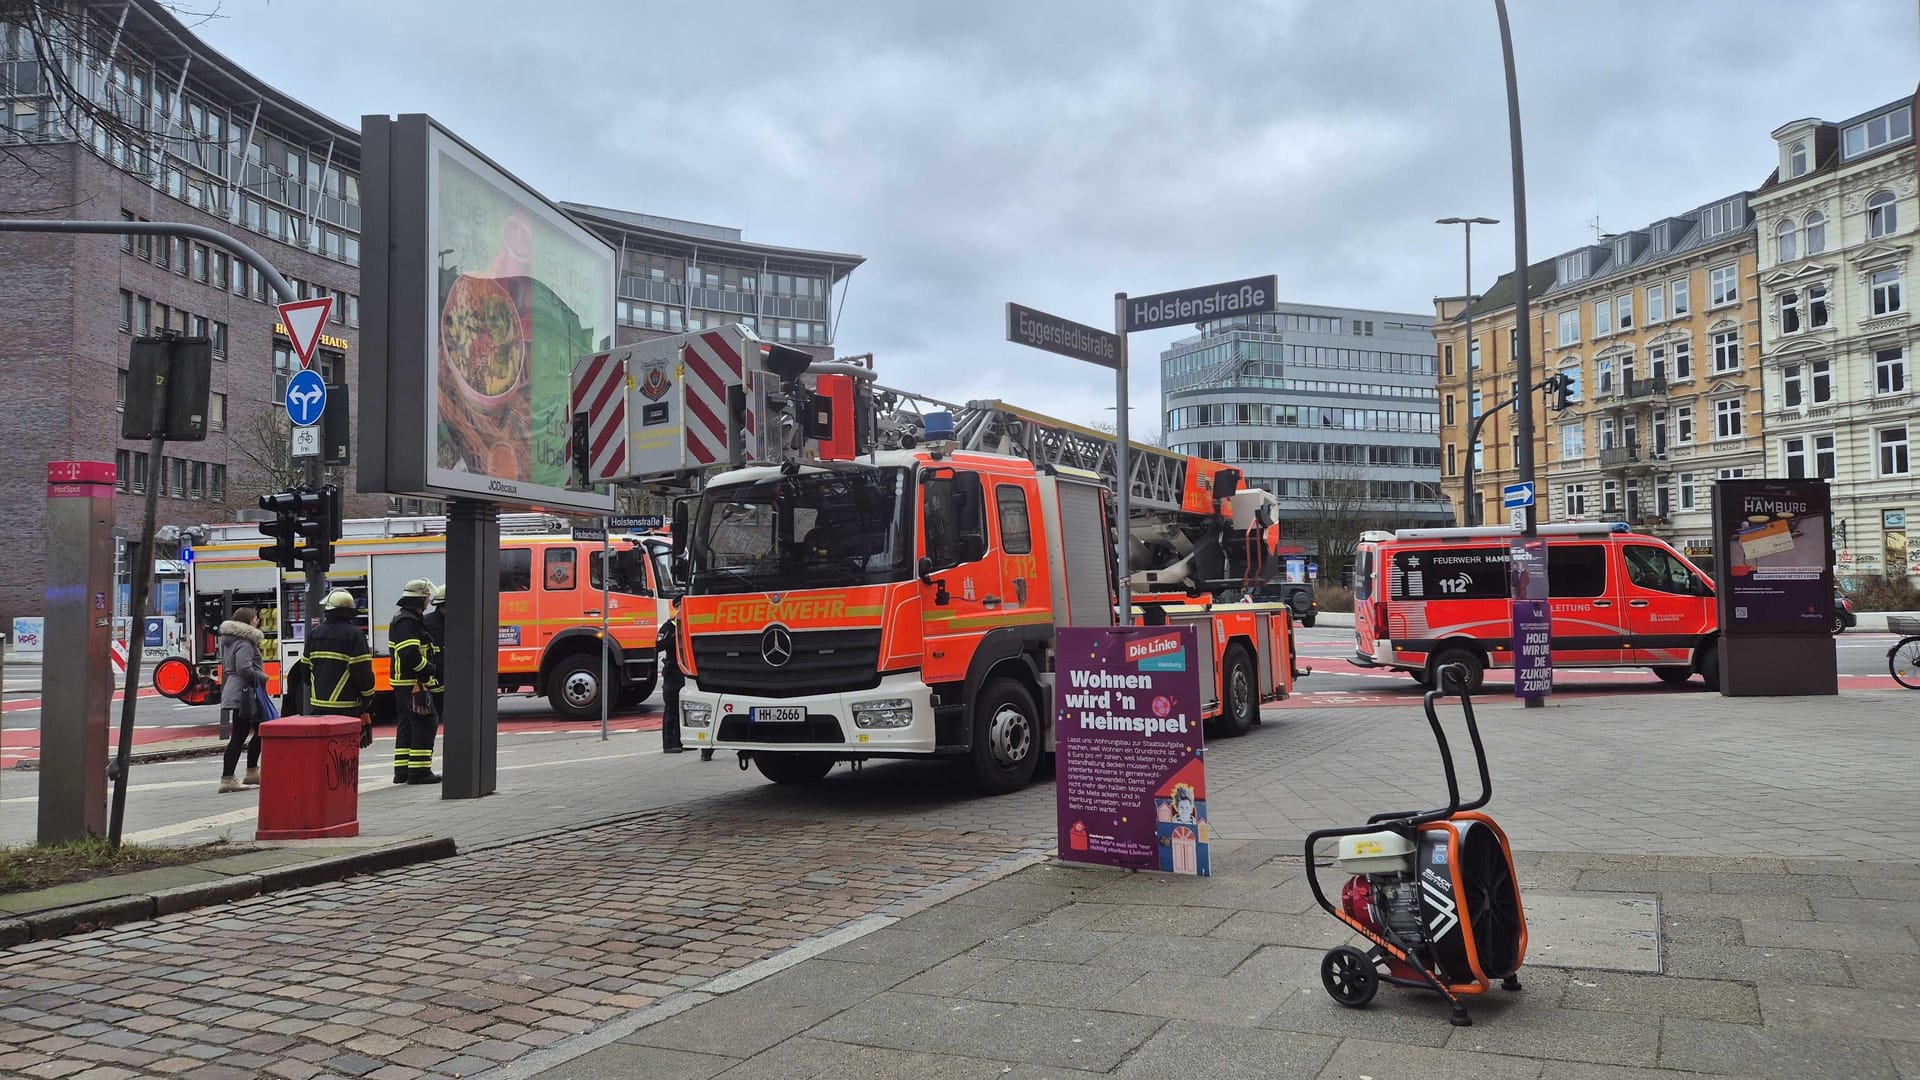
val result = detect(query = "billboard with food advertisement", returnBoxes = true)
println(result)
[358,114,616,512]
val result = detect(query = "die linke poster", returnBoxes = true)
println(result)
[1055,625,1209,876]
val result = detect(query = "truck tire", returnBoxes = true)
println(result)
[548,652,607,721]
[1697,640,1721,693]
[617,672,657,709]
[754,752,835,785]
[1300,612,1316,628]
[1215,645,1257,738]
[1654,666,1693,686]
[967,677,1041,795]
[1428,647,1484,695]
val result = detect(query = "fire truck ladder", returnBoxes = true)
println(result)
[871,386,1198,514]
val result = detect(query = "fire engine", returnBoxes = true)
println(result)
[570,326,1304,794]
[159,513,675,719]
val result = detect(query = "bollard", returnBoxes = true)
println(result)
[255,716,361,840]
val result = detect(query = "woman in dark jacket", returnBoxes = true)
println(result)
[217,608,267,793]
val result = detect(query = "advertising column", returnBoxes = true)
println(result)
[1055,626,1209,876]
[39,462,118,842]
[1509,535,1550,700]
[1711,478,1837,696]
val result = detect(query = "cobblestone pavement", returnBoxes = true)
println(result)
[1,688,1915,1078]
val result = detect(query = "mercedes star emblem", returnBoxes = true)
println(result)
[760,625,794,668]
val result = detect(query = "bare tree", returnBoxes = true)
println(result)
[1084,418,1170,449]
[221,406,301,513]
[1293,458,1396,584]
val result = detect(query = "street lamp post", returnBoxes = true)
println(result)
[1438,216,1498,527]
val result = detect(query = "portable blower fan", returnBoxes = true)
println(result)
[1304,663,1527,1027]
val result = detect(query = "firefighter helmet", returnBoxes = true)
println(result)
[431,584,447,604]
[400,578,434,599]
[323,589,356,611]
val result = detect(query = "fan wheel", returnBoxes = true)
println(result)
[1459,825,1524,978]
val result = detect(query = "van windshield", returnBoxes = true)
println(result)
[687,467,915,595]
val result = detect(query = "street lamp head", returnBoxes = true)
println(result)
[1436,216,1501,225]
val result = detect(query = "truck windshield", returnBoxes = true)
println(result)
[688,467,914,594]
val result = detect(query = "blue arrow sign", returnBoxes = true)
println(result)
[1502,482,1535,509]
[285,368,327,427]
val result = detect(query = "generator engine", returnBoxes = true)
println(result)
[1335,832,1432,970]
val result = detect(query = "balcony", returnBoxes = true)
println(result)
[1621,376,1669,401]
[1599,444,1662,474]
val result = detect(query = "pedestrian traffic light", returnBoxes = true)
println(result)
[257,490,302,569]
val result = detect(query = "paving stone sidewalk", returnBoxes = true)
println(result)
[535,841,1920,1080]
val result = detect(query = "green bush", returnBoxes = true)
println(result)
[1843,576,1920,612]
[1315,585,1355,613]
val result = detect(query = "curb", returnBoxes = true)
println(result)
[13,741,227,772]
[4,836,457,947]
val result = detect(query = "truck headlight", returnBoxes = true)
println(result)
[681,701,712,729]
[851,698,914,729]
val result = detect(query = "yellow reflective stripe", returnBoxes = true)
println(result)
[923,609,1053,631]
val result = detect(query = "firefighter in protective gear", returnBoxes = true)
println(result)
[422,583,447,722]
[389,579,440,785]
[302,591,376,747]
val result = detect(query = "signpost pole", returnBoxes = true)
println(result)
[600,525,610,743]
[1113,293,1132,625]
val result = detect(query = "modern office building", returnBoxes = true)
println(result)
[1161,303,1451,574]
[0,0,862,626]
[1536,193,1764,566]
[1753,92,1919,584]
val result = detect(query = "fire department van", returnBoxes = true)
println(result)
[159,514,677,719]
[1350,523,1720,692]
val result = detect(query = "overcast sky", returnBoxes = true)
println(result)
[199,1,1916,437]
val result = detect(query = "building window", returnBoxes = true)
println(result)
[1656,480,1672,518]
[1876,348,1907,395]
[1808,283,1829,328]
[135,297,151,335]
[1868,191,1898,238]
[1785,436,1810,479]
[1871,267,1903,315]
[1470,389,1482,418]
[1815,433,1836,479]
[1597,358,1614,397]
[1444,395,1455,426]
[114,449,129,491]
[1675,405,1695,444]
[1679,472,1697,511]
[1443,344,1454,376]
[1617,293,1633,331]
[119,210,135,252]
[1469,338,1482,369]
[1446,444,1456,475]
[1879,425,1910,476]
[1714,398,1744,440]
[1780,290,1802,334]
[1812,358,1833,403]
[209,392,225,431]
[1600,416,1616,450]
[1719,467,1747,481]
[1594,298,1613,336]
[1776,218,1797,264]
[1711,330,1741,373]
[1646,283,1666,323]
[1565,483,1587,518]
[191,244,207,283]
[210,465,227,502]
[172,237,189,275]
[1805,211,1826,255]
[189,461,206,499]
[1561,424,1584,461]
[1603,480,1619,514]
[1783,364,1803,407]
[116,368,127,411]
[1654,410,1669,453]
[1671,276,1690,316]
[1844,105,1912,158]
[118,289,132,332]
[1788,140,1808,178]
[1708,265,1739,307]
[1557,310,1579,346]
[1474,441,1484,470]
[168,457,185,498]
[210,321,227,358]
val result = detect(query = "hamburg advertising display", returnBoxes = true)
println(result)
[359,114,616,513]
[1055,626,1209,876]
[1712,478,1832,634]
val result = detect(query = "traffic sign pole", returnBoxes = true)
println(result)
[1113,293,1132,625]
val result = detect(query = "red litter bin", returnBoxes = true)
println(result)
[256,716,362,840]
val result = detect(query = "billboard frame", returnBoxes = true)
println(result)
[359,113,617,513]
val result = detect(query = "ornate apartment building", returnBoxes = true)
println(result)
[1753,93,1919,584]
[1432,260,1555,528]
[1538,195,1764,567]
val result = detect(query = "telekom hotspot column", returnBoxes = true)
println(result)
[39,461,117,842]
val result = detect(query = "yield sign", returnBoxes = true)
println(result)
[277,297,334,368]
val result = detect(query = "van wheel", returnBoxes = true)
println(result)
[754,752,835,785]
[548,653,606,720]
[1697,641,1721,692]
[1215,646,1257,738]
[1654,666,1693,686]
[966,678,1041,795]
[1429,648,1484,695]
[1300,612,1317,628]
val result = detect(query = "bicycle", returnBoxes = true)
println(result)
[1886,616,1920,689]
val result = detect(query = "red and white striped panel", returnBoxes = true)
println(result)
[570,351,627,481]
[109,639,128,676]
[680,331,744,465]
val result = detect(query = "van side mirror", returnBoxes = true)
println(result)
[918,556,935,585]
[671,499,690,561]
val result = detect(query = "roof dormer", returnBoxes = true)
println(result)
[1771,118,1822,182]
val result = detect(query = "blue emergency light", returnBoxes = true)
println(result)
[922,411,956,442]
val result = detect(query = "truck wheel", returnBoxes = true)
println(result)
[1215,645,1257,738]
[1300,612,1316,628]
[967,677,1041,795]
[754,752,835,785]
[1654,666,1693,686]
[617,672,657,709]
[548,652,607,721]
[1429,647,1484,695]
[1697,640,1721,692]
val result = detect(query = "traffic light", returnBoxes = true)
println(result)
[291,486,339,571]
[570,411,591,488]
[257,490,302,569]
[1551,373,1579,411]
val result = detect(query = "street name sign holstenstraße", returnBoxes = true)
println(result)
[1123,274,1279,333]
[1005,302,1122,369]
